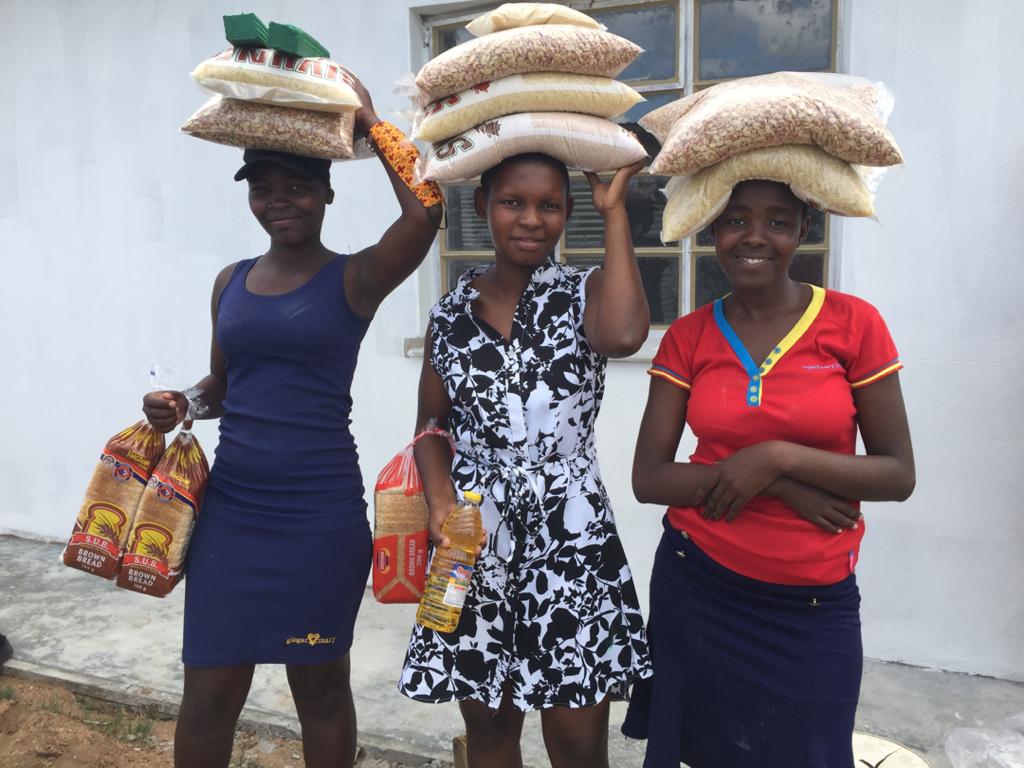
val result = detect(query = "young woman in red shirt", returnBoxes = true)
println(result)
[625,180,915,768]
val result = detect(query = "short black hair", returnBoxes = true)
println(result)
[479,153,570,197]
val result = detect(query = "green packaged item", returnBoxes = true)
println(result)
[223,13,270,47]
[267,22,330,59]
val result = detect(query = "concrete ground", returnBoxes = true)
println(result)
[2,534,1022,767]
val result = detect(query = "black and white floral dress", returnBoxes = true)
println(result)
[399,257,652,711]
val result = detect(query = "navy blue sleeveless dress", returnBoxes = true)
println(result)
[182,254,371,666]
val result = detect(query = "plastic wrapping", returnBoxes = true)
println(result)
[643,71,903,176]
[465,3,606,37]
[659,145,875,242]
[192,47,361,114]
[372,427,454,604]
[945,714,1024,768]
[415,111,647,185]
[414,25,642,106]
[62,421,167,579]
[117,425,209,597]
[411,73,643,143]
[181,95,356,160]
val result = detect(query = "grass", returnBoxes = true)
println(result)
[0,686,14,701]
[77,700,156,746]
[40,696,64,714]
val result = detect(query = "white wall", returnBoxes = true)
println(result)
[2,0,1021,681]
[841,0,1024,681]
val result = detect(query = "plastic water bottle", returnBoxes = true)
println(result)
[416,490,483,633]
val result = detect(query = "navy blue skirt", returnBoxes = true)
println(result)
[182,484,371,667]
[623,517,862,768]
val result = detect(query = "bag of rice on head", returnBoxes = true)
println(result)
[181,96,355,159]
[63,422,166,579]
[466,2,606,36]
[660,145,875,242]
[414,25,642,106]
[418,112,648,184]
[117,426,209,597]
[414,73,644,143]
[192,47,361,113]
[644,71,903,176]
[373,428,454,604]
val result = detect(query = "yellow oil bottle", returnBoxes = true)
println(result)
[416,490,483,633]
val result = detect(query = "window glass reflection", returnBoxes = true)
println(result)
[698,0,834,81]
[591,3,678,82]
[567,176,672,250]
[569,255,679,326]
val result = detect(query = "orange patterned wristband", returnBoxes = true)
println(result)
[369,121,444,209]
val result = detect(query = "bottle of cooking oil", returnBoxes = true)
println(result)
[416,490,483,633]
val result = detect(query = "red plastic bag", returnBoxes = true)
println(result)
[372,428,452,603]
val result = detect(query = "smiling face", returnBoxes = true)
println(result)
[246,163,334,248]
[474,157,573,269]
[711,180,810,292]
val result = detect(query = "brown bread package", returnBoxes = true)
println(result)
[63,422,166,578]
[117,428,209,597]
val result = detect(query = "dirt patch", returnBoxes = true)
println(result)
[0,675,444,768]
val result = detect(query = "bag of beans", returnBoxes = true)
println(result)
[63,422,166,579]
[413,73,643,143]
[192,47,361,113]
[418,112,647,184]
[415,25,642,106]
[373,429,453,604]
[660,145,875,242]
[643,71,903,176]
[117,427,209,597]
[181,96,355,159]
[466,2,605,36]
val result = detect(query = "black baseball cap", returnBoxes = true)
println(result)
[233,149,332,186]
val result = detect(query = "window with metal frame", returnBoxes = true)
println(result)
[689,0,839,309]
[422,0,840,326]
[429,1,684,328]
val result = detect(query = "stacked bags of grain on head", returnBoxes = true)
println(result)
[413,2,649,182]
[640,71,904,242]
[181,13,361,159]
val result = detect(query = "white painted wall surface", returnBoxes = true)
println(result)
[1,0,1021,681]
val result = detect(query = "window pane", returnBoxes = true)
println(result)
[694,206,826,247]
[567,255,679,326]
[697,0,834,81]
[805,207,826,245]
[566,176,673,250]
[590,3,678,82]
[694,253,733,308]
[694,251,827,308]
[790,251,825,285]
[444,184,492,251]
[435,25,473,55]
[445,257,493,290]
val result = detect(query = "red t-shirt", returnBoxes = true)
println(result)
[649,286,902,585]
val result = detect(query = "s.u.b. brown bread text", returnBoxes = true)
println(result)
[63,421,166,579]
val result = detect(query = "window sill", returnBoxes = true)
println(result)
[402,330,663,363]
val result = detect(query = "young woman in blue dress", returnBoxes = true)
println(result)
[142,74,443,768]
